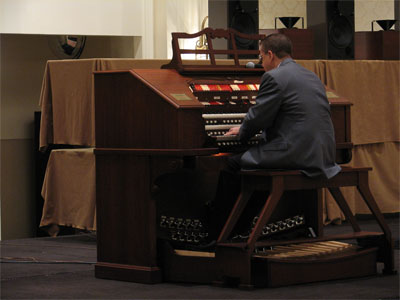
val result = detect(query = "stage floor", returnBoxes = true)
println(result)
[1,218,399,299]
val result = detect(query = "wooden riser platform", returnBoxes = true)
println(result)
[160,242,379,288]
[254,247,378,287]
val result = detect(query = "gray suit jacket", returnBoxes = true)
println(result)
[239,58,341,179]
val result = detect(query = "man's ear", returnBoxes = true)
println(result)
[267,50,274,59]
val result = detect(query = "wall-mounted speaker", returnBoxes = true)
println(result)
[307,0,354,59]
[228,0,259,51]
[209,0,258,58]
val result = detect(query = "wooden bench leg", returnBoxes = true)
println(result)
[328,187,361,232]
[218,188,253,243]
[215,186,254,288]
[216,175,285,288]
[356,172,396,274]
[246,176,284,250]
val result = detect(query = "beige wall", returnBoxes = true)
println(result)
[0,34,137,240]
[355,0,395,31]
[0,0,154,58]
[0,0,145,36]
[259,0,307,29]
[1,139,36,239]
[1,34,51,239]
[259,0,395,31]
[154,0,208,58]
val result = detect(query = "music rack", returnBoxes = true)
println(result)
[161,27,265,75]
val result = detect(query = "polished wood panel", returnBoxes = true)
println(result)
[94,70,207,149]
[259,29,314,59]
[95,148,217,283]
[355,31,400,60]
[259,247,378,287]
[326,88,352,164]
[95,152,160,282]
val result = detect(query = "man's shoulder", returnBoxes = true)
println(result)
[266,59,297,81]
[277,59,319,80]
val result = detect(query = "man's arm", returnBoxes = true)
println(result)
[239,73,282,142]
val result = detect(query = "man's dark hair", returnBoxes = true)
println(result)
[260,33,292,58]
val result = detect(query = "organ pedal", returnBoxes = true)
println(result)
[254,241,357,259]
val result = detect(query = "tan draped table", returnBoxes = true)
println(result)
[39,59,399,232]
[39,59,171,150]
[309,60,399,222]
[40,148,96,235]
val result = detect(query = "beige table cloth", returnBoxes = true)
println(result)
[40,148,96,234]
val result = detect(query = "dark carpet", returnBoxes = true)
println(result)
[1,218,399,299]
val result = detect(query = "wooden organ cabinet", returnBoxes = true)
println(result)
[93,28,394,287]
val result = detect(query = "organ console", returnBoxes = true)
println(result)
[93,28,393,287]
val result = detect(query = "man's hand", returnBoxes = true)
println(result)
[225,126,240,136]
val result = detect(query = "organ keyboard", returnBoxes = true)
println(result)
[203,112,262,151]
[93,28,393,288]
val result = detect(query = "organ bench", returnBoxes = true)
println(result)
[215,166,395,288]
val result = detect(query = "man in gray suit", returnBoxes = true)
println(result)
[207,34,341,240]
[226,33,341,179]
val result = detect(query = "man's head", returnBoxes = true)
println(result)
[259,33,292,71]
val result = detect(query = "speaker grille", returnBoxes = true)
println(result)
[328,15,353,49]
[228,0,259,57]
[307,0,354,59]
[230,11,257,48]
